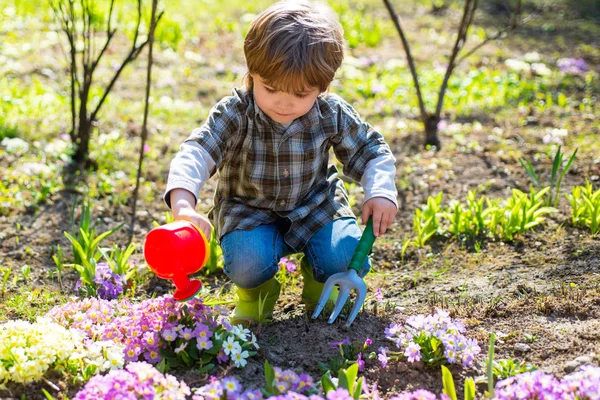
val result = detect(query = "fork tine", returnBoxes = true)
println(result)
[344,284,367,327]
[312,278,336,319]
[328,286,351,324]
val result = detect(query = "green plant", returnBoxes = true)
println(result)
[101,243,138,277]
[321,363,363,400]
[523,332,539,343]
[446,191,498,242]
[413,193,444,247]
[487,332,496,398]
[441,365,476,400]
[51,245,65,292]
[498,187,557,241]
[1,266,11,295]
[319,338,369,378]
[519,146,578,207]
[492,358,537,380]
[64,198,124,292]
[203,226,224,276]
[566,180,600,234]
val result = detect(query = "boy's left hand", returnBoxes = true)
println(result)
[362,197,397,237]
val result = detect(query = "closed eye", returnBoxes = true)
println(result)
[265,87,278,94]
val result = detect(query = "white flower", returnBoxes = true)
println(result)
[174,342,188,354]
[223,336,237,356]
[505,59,529,72]
[231,325,250,341]
[2,137,29,154]
[230,341,242,356]
[232,350,249,368]
[531,62,552,76]
[250,333,259,350]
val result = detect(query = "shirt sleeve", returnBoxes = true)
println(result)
[164,96,241,208]
[329,94,397,187]
[361,154,398,209]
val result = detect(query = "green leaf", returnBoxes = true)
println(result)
[487,332,496,398]
[441,365,457,400]
[265,360,275,394]
[341,363,358,393]
[464,377,476,400]
[156,358,167,373]
[200,363,215,373]
[321,372,336,394]
[90,222,125,254]
[41,389,55,400]
[353,377,364,400]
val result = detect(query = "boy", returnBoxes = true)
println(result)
[165,0,398,325]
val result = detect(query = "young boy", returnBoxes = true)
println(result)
[165,0,398,325]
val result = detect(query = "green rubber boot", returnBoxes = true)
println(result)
[230,278,281,327]
[301,257,338,313]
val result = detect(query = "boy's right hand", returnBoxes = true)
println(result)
[170,188,213,241]
[174,208,213,242]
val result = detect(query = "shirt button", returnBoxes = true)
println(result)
[283,169,289,177]
[280,200,286,206]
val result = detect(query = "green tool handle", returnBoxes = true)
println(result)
[348,217,377,273]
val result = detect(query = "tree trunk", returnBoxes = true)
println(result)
[424,114,441,149]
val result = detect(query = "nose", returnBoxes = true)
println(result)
[275,93,294,110]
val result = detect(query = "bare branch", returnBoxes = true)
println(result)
[130,0,160,242]
[457,0,543,65]
[90,6,164,124]
[435,0,478,119]
[382,0,427,122]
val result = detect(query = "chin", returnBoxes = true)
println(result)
[271,114,295,124]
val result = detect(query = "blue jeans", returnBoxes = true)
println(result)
[221,217,371,289]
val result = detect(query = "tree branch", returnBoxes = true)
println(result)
[435,0,478,119]
[89,7,164,124]
[382,0,427,122]
[130,0,160,242]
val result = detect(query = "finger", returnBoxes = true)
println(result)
[372,209,384,237]
[362,202,373,225]
[381,212,394,235]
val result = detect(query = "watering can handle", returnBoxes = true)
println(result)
[348,217,376,273]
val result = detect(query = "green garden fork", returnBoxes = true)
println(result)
[312,217,377,327]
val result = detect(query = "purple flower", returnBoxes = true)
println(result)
[557,58,588,74]
[364,338,372,346]
[390,389,437,400]
[74,362,190,399]
[93,263,124,300]
[279,257,297,273]
[357,352,365,372]
[328,338,350,348]
[374,288,383,303]
[326,388,353,400]
[378,347,390,368]
[495,370,564,399]
[404,342,421,363]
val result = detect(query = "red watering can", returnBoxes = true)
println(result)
[143,220,209,301]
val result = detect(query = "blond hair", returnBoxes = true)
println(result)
[243,0,344,94]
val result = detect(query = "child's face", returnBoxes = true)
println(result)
[252,74,321,124]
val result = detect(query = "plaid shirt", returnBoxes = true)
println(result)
[166,88,395,251]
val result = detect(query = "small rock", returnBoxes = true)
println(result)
[575,356,593,365]
[514,343,531,353]
[564,360,580,373]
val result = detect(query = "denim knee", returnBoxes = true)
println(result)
[220,229,279,289]
[304,217,371,282]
